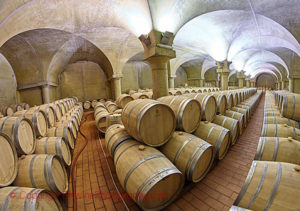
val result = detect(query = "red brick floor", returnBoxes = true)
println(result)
[67,93,264,211]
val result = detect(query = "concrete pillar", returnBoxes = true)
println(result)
[199,79,204,87]
[289,77,294,92]
[112,77,122,100]
[16,90,21,104]
[42,85,50,104]
[168,75,176,89]
[139,29,176,100]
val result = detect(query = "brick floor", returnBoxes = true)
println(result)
[68,93,264,211]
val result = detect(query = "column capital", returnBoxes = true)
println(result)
[139,29,176,61]
[237,71,245,79]
[169,74,176,78]
[111,74,123,79]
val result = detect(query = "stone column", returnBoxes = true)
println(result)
[139,29,176,99]
[217,61,230,91]
[16,90,21,104]
[199,79,204,87]
[168,75,176,89]
[246,78,250,88]
[42,85,50,104]
[289,77,294,92]
[112,76,122,100]
[237,71,245,89]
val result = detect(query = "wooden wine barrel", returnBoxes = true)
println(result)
[128,90,137,95]
[46,127,75,149]
[160,131,215,182]
[105,102,118,113]
[143,91,153,99]
[114,139,184,210]
[95,110,109,133]
[20,103,30,110]
[113,109,123,115]
[234,161,300,211]
[213,115,239,145]
[116,94,134,109]
[83,101,91,110]
[35,137,71,166]
[255,137,300,164]
[157,96,202,133]
[131,93,149,100]
[0,132,18,187]
[230,92,239,106]
[185,93,217,122]
[13,154,68,194]
[0,106,14,116]
[224,92,234,109]
[224,110,245,135]
[122,99,175,147]
[91,100,99,108]
[281,94,300,121]
[38,104,56,128]
[231,107,249,122]
[213,93,227,115]
[105,124,131,157]
[106,114,122,128]
[261,124,300,141]
[0,187,63,211]
[169,90,182,96]
[49,103,62,122]
[236,105,251,118]
[0,117,36,155]
[10,104,23,112]
[193,121,231,160]
[58,117,78,138]
[263,116,299,128]
[13,108,48,137]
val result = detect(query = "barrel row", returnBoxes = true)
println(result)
[0,103,30,117]
[83,98,107,110]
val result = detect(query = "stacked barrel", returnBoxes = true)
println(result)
[83,98,107,110]
[94,87,261,210]
[0,97,82,210]
[232,91,300,210]
[0,103,30,117]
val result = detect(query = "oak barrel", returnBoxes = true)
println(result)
[213,115,239,145]
[234,161,300,211]
[46,126,75,149]
[95,110,109,133]
[185,93,217,122]
[160,131,215,182]
[10,104,23,112]
[114,139,184,210]
[49,103,62,122]
[106,114,122,128]
[13,108,48,137]
[0,106,14,116]
[0,132,18,187]
[116,94,134,109]
[20,103,30,110]
[83,101,91,110]
[255,137,300,164]
[281,94,300,121]
[231,107,249,122]
[131,93,149,100]
[105,124,131,157]
[35,137,72,166]
[224,110,245,135]
[0,187,63,210]
[13,154,68,194]
[0,117,36,155]
[105,102,118,113]
[263,116,299,128]
[261,124,300,141]
[193,121,231,160]
[57,118,78,139]
[122,99,175,147]
[38,104,56,128]
[213,93,227,115]
[157,96,202,133]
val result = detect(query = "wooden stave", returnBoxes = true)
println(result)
[213,115,239,145]
[261,124,300,141]
[263,116,299,128]
[116,94,134,109]
[46,127,75,150]
[37,104,56,128]
[213,93,227,115]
